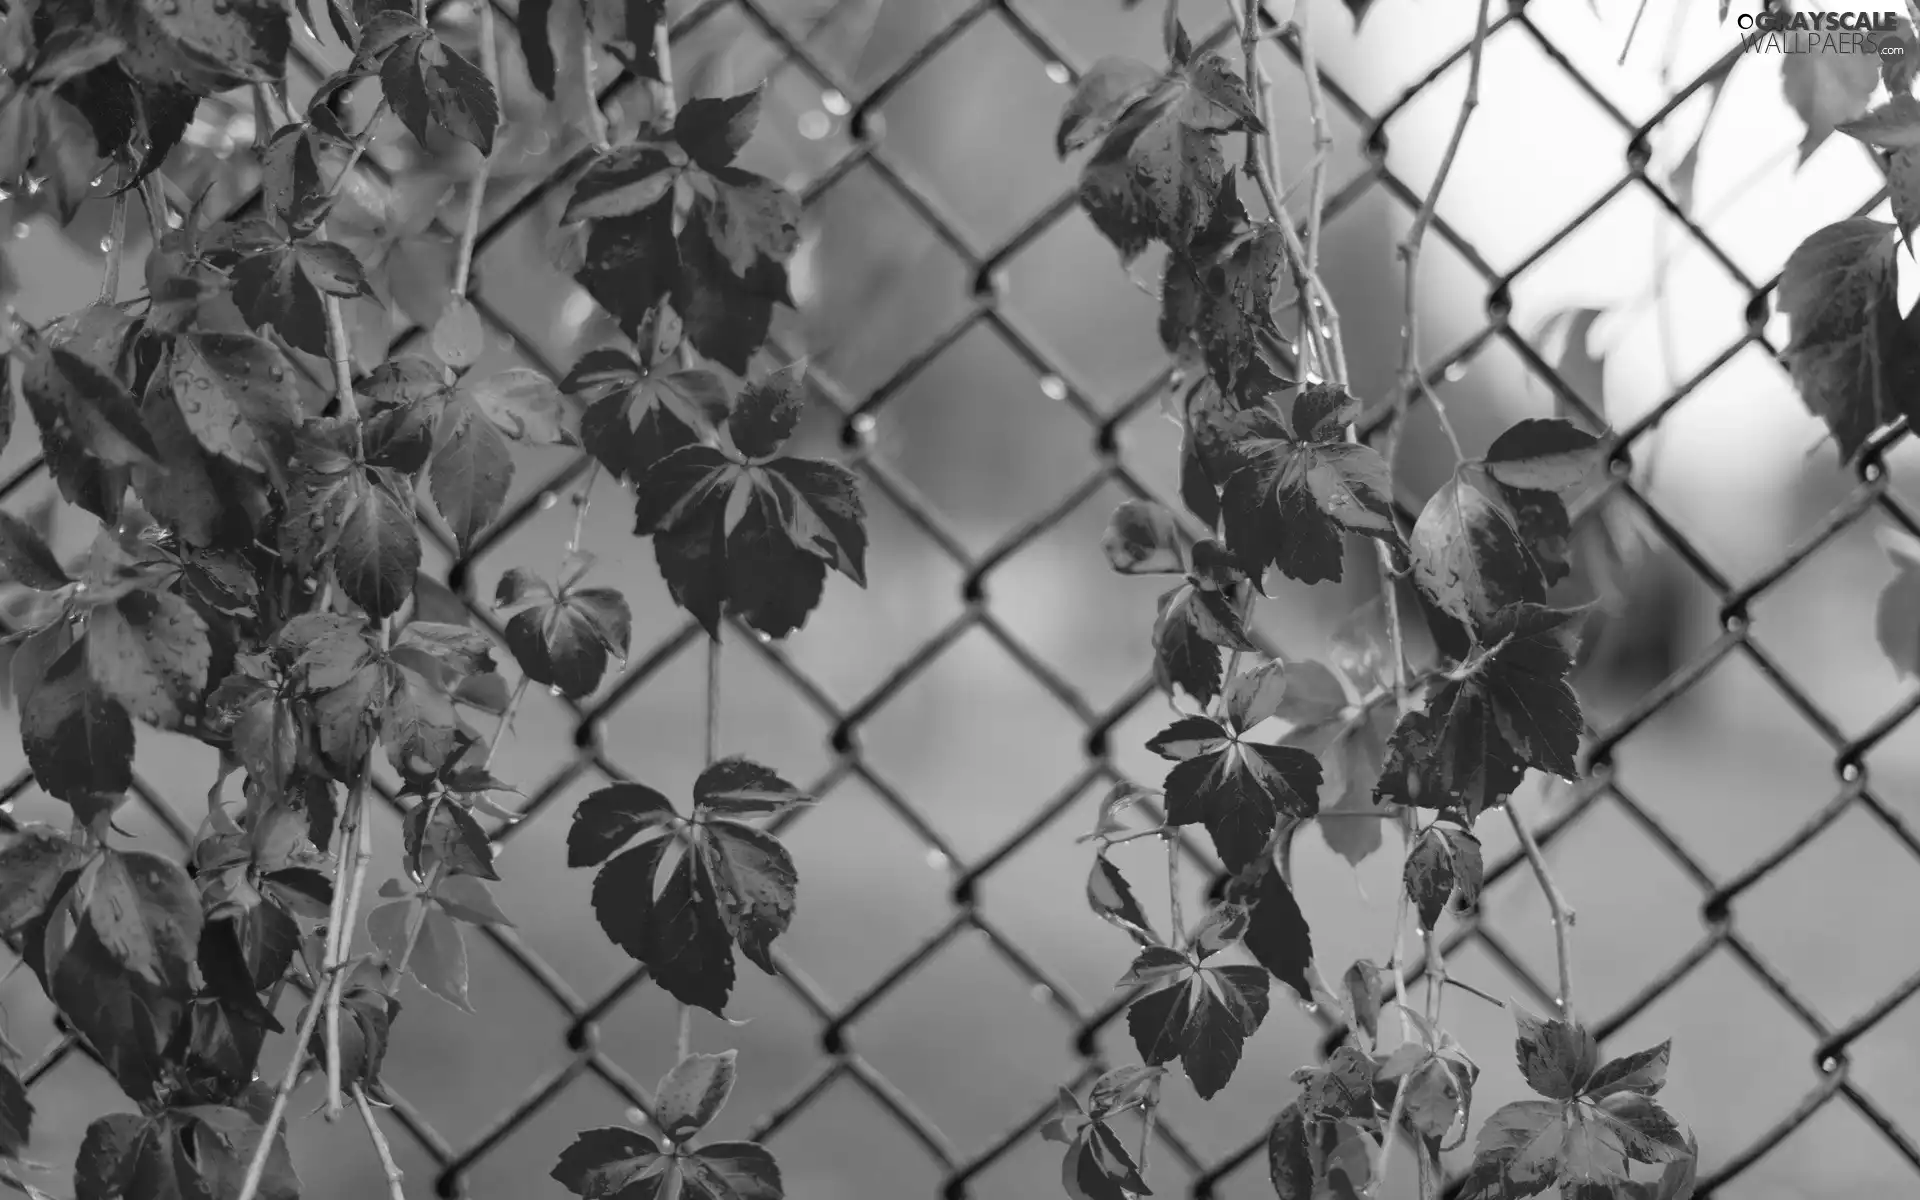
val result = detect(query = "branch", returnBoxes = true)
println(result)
[1391,0,1492,465]
[232,990,327,1200]
[1506,803,1577,1021]
[353,1085,408,1200]
[450,0,500,300]
[323,776,373,1119]
[1371,892,1417,1197]
[99,176,127,304]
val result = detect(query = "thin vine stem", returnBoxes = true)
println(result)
[231,989,327,1200]
[324,99,391,203]
[98,177,127,304]
[324,774,374,1119]
[450,0,499,301]
[1391,0,1493,465]
[354,1084,408,1200]
[1164,830,1184,954]
[1371,892,1417,1197]
[1507,803,1577,1021]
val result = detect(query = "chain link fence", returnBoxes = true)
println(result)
[6,0,1920,1197]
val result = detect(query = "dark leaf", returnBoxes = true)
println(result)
[1230,854,1313,1003]
[1075,51,1261,259]
[552,1127,664,1198]
[672,199,790,375]
[504,586,632,699]
[86,591,212,729]
[1403,826,1454,931]
[1583,1041,1670,1100]
[693,758,811,817]
[0,1063,28,1159]
[403,799,497,881]
[564,783,679,864]
[684,1141,783,1200]
[1513,1006,1598,1101]
[1482,419,1605,492]
[1149,714,1320,872]
[1163,223,1284,399]
[1087,855,1158,945]
[674,88,763,172]
[576,203,678,337]
[382,31,499,154]
[1444,826,1485,911]
[74,1113,145,1200]
[0,511,70,588]
[0,827,84,934]
[517,0,556,98]
[1776,218,1906,463]
[1224,659,1289,731]
[82,850,204,990]
[1343,959,1382,1042]
[332,468,420,618]
[22,652,135,806]
[729,363,805,459]
[1593,1093,1690,1165]
[167,331,302,483]
[694,817,799,975]
[1455,1100,1564,1200]
[1267,1104,1312,1200]
[368,899,471,1010]
[1410,464,1545,629]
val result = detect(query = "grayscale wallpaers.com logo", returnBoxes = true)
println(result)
[1737,1,1907,54]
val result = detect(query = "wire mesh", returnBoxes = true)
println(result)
[7,0,1920,1197]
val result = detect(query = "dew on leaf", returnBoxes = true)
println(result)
[798,112,831,140]
[0,187,11,200]
[99,236,114,253]
[822,90,850,116]
[165,210,184,229]
[548,684,565,698]
[626,1107,649,1126]
[25,177,42,196]
[1039,375,1068,401]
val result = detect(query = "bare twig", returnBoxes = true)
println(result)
[353,1084,408,1200]
[451,0,500,301]
[99,177,127,304]
[676,1005,694,1062]
[1391,0,1492,465]
[1164,831,1185,954]
[325,99,391,203]
[324,777,374,1119]
[1370,892,1417,1197]
[1507,803,1577,1020]
[232,991,327,1200]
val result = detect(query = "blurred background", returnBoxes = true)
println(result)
[5,0,1920,1197]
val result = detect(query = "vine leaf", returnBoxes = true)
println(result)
[0,510,71,589]
[654,1050,737,1142]
[553,1128,785,1200]
[1150,539,1254,706]
[1410,464,1545,630]
[1777,218,1919,464]
[1268,1101,1374,1200]
[577,759,814,1013]
[1227,852,1314,1004]
[1087,855,1158,946]
[1103,498,1184,575]
[497,570,632,698]
[0,827,86,934]
[1873,529,1920,679]
[432,298,487,369]
[166,331,303,485]
[1062,42,1263,259]
[1457,1015,1692,1198]
[81,850,204,991]
[335,467,422,618]
[85,591,212,730]
[1145,713,1321,873]
[223,225,374,356]
[1223,403,1404,586]
[1041,1082,1155,1200]
[370,18,499,154]
[1121,943,1269,1100]
[429,389,513,556]
[1479,418,1607,587]
[1402,826,1454,932]
[21,639,137,808]
[635,382,866,640]
[368,897,472,1011]
[1376,603,1583,821]
[565,349,729,481]
[1781,43,1877,162]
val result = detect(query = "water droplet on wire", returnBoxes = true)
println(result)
[1443,362,1468,383]
[925,848,949,870]
[798,111,831,140]
[99,235,114,254]
[1039,375,1068,401]
[539,491,559,510]
[1045,62,1071,84]
[821,89,851,116]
